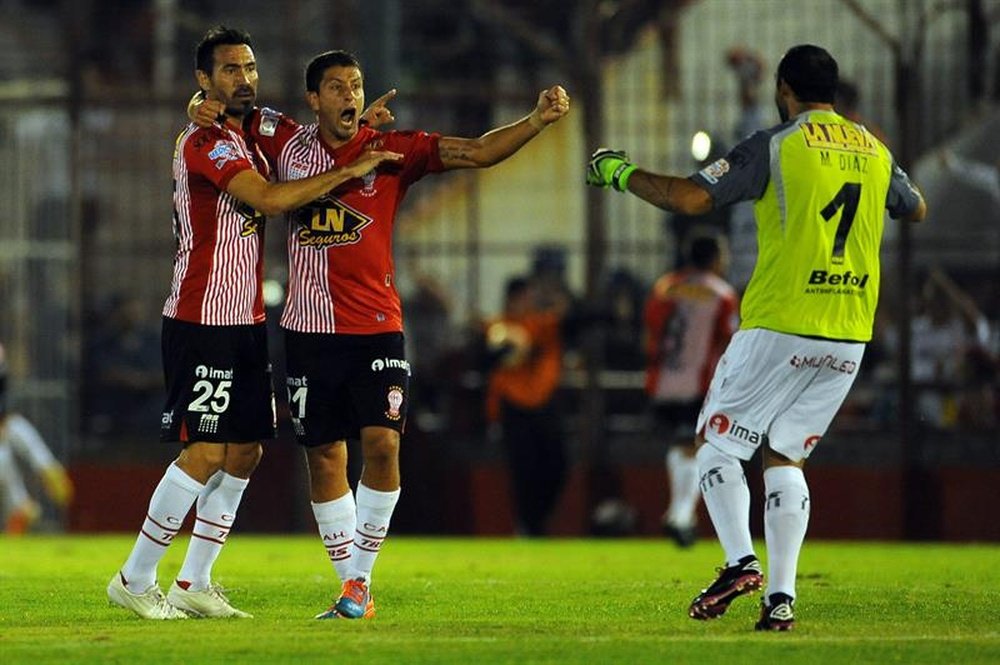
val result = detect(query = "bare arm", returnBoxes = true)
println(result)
[437,85,570,170]
[586,149,713,215]
[626,171,715,215]
[226,149,402,216]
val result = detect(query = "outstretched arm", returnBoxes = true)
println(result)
[626,170,714,215]
[586,149,713,215]
[437,85,570,170]
[226,149,403,216]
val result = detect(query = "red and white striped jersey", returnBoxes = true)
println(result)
[247,109,444,334]
[163,122,269,325]
[644,268,739,402]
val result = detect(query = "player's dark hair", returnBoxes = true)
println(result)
[505,276,531,302]
[776,44,838,103]
[196,26,253,75]
[688,236,721,270]
[305,50,362,93]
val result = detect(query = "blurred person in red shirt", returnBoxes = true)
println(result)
[644,235,738,547]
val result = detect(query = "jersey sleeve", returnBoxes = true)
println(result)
[184,127,256,191]
[384,130,445,185]
[246,107,300,165]
[885,159,923,219]
[689,130,772,207]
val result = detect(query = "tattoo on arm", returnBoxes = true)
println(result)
[652,177,675,208]
[438,142,475,164]
[634,171,677,210]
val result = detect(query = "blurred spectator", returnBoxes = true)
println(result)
[83,294,161,441]
[643,235,737,546]
[403,271,457,426]
[836,79,889,145]
[938,149,1000,206]
[723,46,770,290]
[602,268,646,371]
[529,245,576,317]
[484,276,567,536]
[882,268,995,429]
[726,46,769,141]
[0,342,73,533]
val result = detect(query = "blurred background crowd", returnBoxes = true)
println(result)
[0,0,997,540]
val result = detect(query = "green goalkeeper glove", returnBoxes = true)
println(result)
[586,148,637,192]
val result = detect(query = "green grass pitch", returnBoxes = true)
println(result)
[1,535,998,663]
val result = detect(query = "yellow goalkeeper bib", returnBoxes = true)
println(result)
[739,110,894,342]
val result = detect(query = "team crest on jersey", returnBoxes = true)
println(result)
[385,385,404,421]
[258,107,280,137]
[699,158,730,184]
[294,197,373,249]
[208,140,239,170]
[287,161,310,181]
[360,169,377,197]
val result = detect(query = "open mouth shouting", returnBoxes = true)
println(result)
[338,107,357,130]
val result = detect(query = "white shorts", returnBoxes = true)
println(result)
[696,328,865,462]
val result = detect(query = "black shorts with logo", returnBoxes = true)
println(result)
[160,317,276,444]
[283,330,409,446]
[651,399,703,445]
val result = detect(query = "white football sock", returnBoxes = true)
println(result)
[763,465,810,600]
[697,444,755,566]
[121,462,203,592]
[312,491,357,583]
[346,484,400,584]
[175,471,249,591]
[0,444,30,510]
[666,447,700,528]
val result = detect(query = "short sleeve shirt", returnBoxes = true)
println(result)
[691,110,922,342]
[164,122,269,325]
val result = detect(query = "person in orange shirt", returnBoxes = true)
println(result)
[485,277,567,536]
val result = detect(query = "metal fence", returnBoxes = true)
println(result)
[0,0,997,519]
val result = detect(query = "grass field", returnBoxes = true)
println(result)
[1,535,998,664]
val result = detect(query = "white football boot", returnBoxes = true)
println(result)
[166,581,252,618]
[107,573,189,620]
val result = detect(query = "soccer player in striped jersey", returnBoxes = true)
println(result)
[588,44,926,630]
[107,26,401,621]
[644,235,738,548]
[191,50,570,619]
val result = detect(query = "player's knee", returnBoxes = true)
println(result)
[763,445,804,470]
[224,442,263,478]
[307,442,347,474]
[695,441,746,492]
[361,428,400,467]
[178,442,227,480]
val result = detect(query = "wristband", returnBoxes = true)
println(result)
[613,163,637,192]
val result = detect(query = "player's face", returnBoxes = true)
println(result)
[208,44,258,117]
[311,66,365,143]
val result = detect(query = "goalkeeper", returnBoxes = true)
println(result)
[0,342,73,533]
[587,44,926,631]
